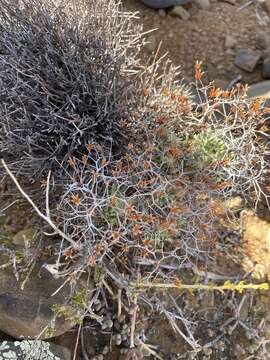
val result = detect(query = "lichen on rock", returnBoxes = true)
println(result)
[0,340,70,360]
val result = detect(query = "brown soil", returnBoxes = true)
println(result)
[123,0,270,86]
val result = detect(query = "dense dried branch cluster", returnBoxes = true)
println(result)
[0,0,144,178]
[0,0,269,357]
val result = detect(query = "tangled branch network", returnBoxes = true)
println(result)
[0,0,269,356]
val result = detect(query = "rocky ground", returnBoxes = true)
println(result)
[0,1,270,359]
[0,196,269,359]
[123,0,270,90]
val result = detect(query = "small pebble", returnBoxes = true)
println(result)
[170,6,191,21]
[235,49,261,72]
[193,0,211,10]
[158,9,166,17]
[102,346,109,355]
[105,319,113,329]
[120,348,129,354]
[256,32,270,50]
[115,334,122,346]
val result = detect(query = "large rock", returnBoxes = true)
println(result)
[262,56,270,79]
[0,340,70,360]
[235,49,261,72]
[141,0,189,8]
[247,80,270,109]
[0,256,90,339]
[247,80,270,98]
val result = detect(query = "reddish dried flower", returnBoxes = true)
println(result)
[96,144,102,152]
[169,145,180,158]
[71,194,81,206]
[125,204,134,216]
[157,127,166,138]
[171,91,177,101]
[145,214,154,224]
[82,154,88,164]
[94,244,103,255]
[143,239,151,247]
[86,143,94,152]
[101,158,108,167]
[128,143,134,151]
[68,157,77,168]
[194,61,203,81]
[143,88,150,97]
[110,196,118,207]
[132,224,142,236]
[209,86,219,98]
[88,255,96,267]
[139,248,149,258]
[169,206,178,215]
[132,213,142,222]
[112,231,121,241]
[143,161,151,169]
[250,98,262,115]
[64,249,75,259]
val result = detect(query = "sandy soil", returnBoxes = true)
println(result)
[123,0,270,86]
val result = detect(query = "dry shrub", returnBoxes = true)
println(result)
[0,0,144,179]
[0,0,270,356]
[56,71,270,283]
